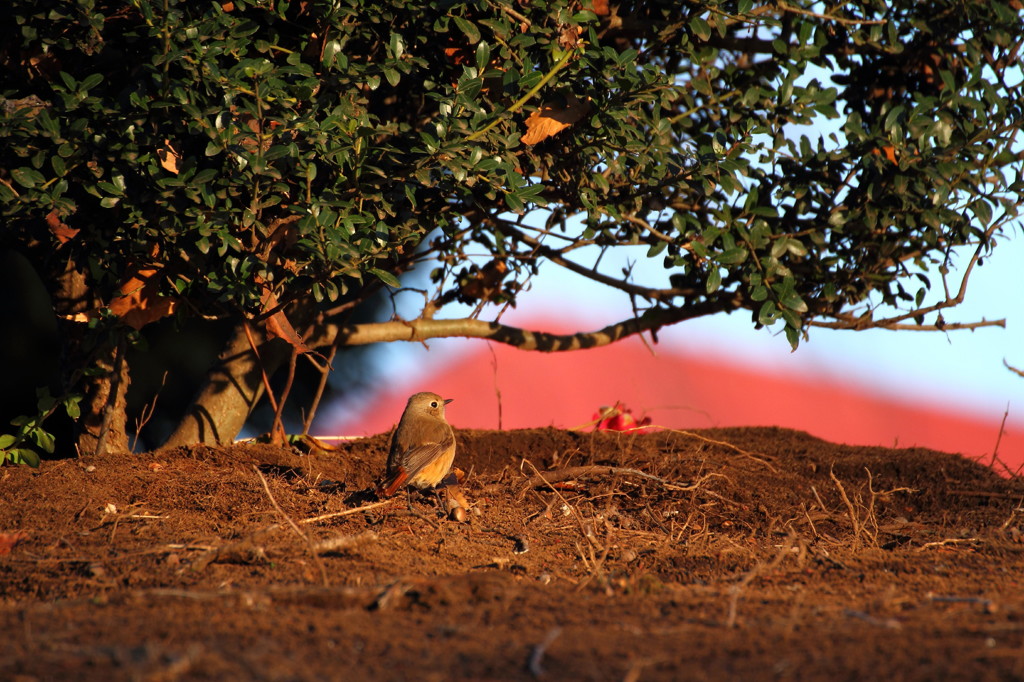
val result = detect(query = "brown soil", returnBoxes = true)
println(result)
[3,427,1024,681]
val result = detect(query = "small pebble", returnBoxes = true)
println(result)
[448,505,467,523]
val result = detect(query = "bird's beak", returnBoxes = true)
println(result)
[444,398,454,405]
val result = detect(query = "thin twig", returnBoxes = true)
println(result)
[192,523,280,571]
[527,626,563,678]
[521,459,596,548]
[776,1,887,25]
[302,342,340,435]
[517,465,698,495]
[311,531,378,555]
[132,370,168,452]
[271,348,299,441]
[299,498,401,524]
[989,404,1011,472]
[662,428,778,472]
[726,531,798,627]
[242,321,280,415]
[917,538,981,551]
[253,465,329,586]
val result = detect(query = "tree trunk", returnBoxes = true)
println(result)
[160,321,292,448]
[75,337,131,455]
[50,259,131,455]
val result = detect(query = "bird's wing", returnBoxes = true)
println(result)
[400,434,454,480]
[376,433,454,498]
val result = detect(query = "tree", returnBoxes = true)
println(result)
[2,0,1021,459]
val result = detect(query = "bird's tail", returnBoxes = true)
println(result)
[375,468,409,498]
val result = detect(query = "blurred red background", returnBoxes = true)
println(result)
[326,322,1023,473]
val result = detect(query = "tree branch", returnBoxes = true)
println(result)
[312,297,744,352]
[807,222,1002,332]
[808,316,1005,332]
[497,220,699,301]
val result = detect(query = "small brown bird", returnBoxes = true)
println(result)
[376,392,456,498]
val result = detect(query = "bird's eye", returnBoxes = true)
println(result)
[430,401,439,408]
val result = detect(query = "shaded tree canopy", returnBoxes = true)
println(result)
[1,0,1022,458]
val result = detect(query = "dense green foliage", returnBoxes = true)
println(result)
[1,0,1022,454]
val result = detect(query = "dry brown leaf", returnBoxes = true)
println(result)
[237,115,277,154]
[459,259,509,302]
[259,285,314,355]
[590,0,610,15]
[558,25,583,51]
[521,95,592,146]
[157,139,181,174]
[46,209,79,244]
[108,265,178,330]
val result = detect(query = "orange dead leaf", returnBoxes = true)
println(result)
[590,0,610,15]
[108,265,178,330]
[444,46,473,66]
[46,209,79,244]
[157,139,181,174]
[871,145,898,165]
[521,95,592,146]
[259,285,314,355]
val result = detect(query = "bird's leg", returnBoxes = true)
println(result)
[431,487,447,514]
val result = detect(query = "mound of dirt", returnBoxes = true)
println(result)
[3,427,1024,680]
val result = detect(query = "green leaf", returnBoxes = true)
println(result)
[453,16,480,44]
[778,288,808,313]
[505,190,524,213]
[758,300,779,326]
[716,246,747,265]
[689,16,711,41]
[12,449,40,468]
[784,324,800,349]
[80,73,104,92]
[475,41,491,72]
[369,268,401,288]
[193,169,219,185]
[706,267,721,294]
[64,396,81,420]
[10,167,45,189]
[971,199,992,226]
[32,429,55,454]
